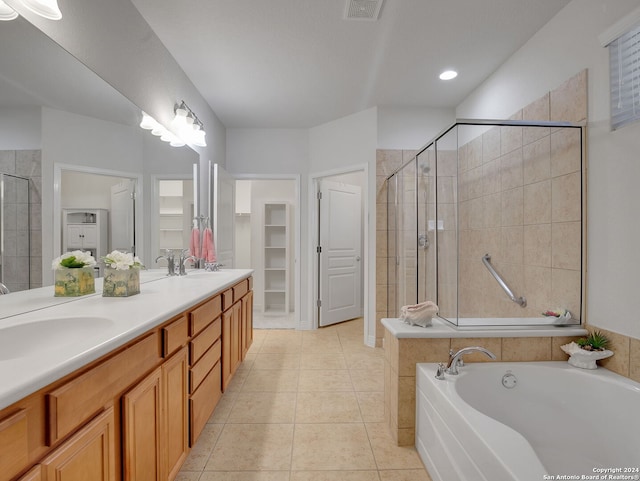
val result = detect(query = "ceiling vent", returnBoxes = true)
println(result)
[344,0,383,21]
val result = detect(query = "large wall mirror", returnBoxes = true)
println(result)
[0,16,198,295]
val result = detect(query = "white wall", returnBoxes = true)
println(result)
[456,0,640,339]
[0,107,41,150]
[377,106,455,150]
[61,172,124,210]
[226,129,309,175]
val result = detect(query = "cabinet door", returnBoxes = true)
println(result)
[122,367,162,481]
[81,225,98,247]
[241,291,253,359]
[17,465,41,481]
[222,309,232,391]
[231,301,242,374]
[41,407,115,481]
[163,347,188,481]
[66,225,84,249]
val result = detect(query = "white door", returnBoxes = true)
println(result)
[318,181,363,327]
[110,180,136,253]
[212,164,235,267]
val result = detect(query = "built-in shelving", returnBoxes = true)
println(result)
[263,202,289,314]
[62,208,108,274]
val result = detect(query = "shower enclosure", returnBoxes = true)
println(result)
[0,172,31,293]
[386,120,584,327]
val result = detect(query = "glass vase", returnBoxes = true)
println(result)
[102,267,140,297]
[54,266,96,297]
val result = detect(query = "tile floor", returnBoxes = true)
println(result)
[177,318,432,481]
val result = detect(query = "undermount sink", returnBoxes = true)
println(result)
[0,317,114,361]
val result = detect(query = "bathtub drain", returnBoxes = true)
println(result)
[502,371,517,388]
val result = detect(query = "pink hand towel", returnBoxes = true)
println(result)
[202,227,217,262]
[189,227,200,258]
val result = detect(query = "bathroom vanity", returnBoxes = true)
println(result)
[0,269,253,481]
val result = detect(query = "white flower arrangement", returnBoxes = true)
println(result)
[52,250,97,269]
[102,250,144,271]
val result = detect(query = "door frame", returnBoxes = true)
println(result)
[233,174,301,328]
[308,163,373,346]
[53,163,144,277]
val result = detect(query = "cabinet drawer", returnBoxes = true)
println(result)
[248,276,253,290]
[162,315,188,357]
[232,279,249,301]
[190,296,221,336]
[47,332,160,444]
[190,339,221,393]
[189,318,221,365]
[0,410,29,480]
[17,465,42,481]
[221,288,234,311]
[189,361,222,446]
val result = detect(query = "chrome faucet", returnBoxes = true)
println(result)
[445,346,496,375]
[178,249,198,276]
[155,249,177,276]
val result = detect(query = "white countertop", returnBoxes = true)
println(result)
[382,317,588,339]
[0,269,253,410]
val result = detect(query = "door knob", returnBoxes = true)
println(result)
[356,256,361,261]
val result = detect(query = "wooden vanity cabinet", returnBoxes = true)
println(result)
[40,407,116,481]
[0,276,252,481]
[221,279,253,392]
[122,347,188,481]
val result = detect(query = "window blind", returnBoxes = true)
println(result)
[610,23,640,130]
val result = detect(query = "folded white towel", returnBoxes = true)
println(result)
[400,301,438,328]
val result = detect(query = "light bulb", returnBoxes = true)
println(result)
[19,0,62,20]
[439,70,458,80]
[0,1,18,20]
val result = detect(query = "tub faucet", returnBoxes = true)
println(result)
[445,346,496,375]
[155,249,177,276]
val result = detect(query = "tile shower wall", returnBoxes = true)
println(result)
[377,70,587,333]
[0,150,43,291]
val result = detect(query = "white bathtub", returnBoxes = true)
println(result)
[416,362,640,481]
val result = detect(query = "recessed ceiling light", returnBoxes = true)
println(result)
[439,70,458,80]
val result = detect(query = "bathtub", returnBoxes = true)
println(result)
[416,362,640,481]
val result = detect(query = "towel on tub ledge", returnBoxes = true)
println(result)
[400,301,438,328]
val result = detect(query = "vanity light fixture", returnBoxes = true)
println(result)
[0,1,18,20]
[0,0,62,20]
[171,101,207,147]
[439,70,458,80]
[139,111,186,148]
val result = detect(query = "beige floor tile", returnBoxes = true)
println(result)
[228,392,297,423]
[344,351,385,370]
[181,423,224,470]
[291,470,380,481]
[300,352,347,370]
[378,470,432,481]
[260,340,304,353]
[298,369,353,391]
[356,391,385,423]
[350,369,384,392]
[225,369,250,392]
[175,473,202,481]
[295,391,362,423]
[253,352,302,370]
[365,423,424,470]
[205,424,294,471]
[241,369,300,392]
[207,391,237,424]
[291,423,377,471]
[301,338,344,352]
[200,472,291,481]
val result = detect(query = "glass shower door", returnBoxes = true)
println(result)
[416,146,435,305]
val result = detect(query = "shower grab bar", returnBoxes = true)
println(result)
[482,254,526,307]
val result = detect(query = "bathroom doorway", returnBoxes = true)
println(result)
[53,164,143,274]
[234,176,300,329]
